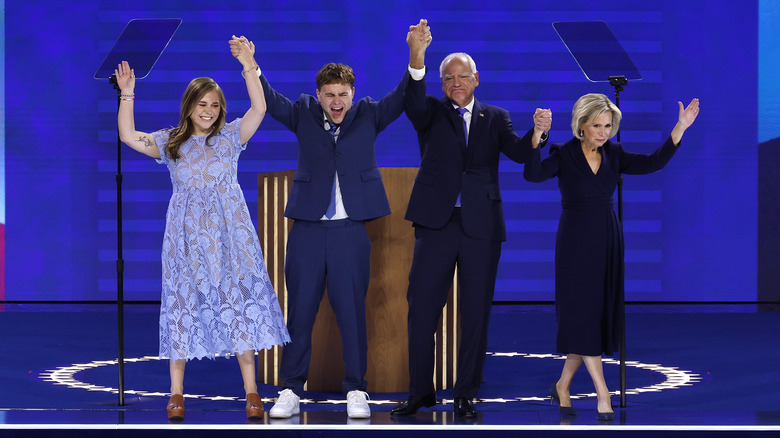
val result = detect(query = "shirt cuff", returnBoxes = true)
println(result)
[408,65,426,81]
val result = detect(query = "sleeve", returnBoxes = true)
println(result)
[618,135,679,175]
[223,118,245,150]
[371,69,410,132]
[404,67,434,131]
[499,113,535,165]
[408,65,426,81]
[524,143,561,183]
[498,107,549,165]
[151,129,172,165]
[259,73,299,132]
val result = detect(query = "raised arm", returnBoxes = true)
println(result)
[532,108,552,149]
[405,19,434,130]
[407,19,431,70]
[230,35,267,145]
[670,98,700,145]
[115,61,160,159]
[367,21,431,132]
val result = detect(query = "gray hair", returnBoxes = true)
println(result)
[571,93,622,139]
[439,52,478,78]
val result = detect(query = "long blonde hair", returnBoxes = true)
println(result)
[165,77,227,160]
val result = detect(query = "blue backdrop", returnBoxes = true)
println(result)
[4,1,764,302]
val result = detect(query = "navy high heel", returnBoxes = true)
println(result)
[549,383,577,416]
[597,410,615,421]
[597,397,614,421]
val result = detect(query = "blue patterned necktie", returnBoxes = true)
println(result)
[457,107,469,144]
[327,122,339,141]
[325,122,339,219]
[325,179,337,219]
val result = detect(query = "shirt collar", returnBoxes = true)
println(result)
[452,98,475,114]
[323,114,338,131]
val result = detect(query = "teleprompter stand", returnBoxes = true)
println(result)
[94,18,181,405]
[553,20,642,409]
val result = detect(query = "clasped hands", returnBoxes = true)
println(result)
[534,108,552,133]
[229,35,257,71]
[407,19,432,50]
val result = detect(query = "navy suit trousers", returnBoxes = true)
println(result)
[280,218,371,395]
[406,208,502,399]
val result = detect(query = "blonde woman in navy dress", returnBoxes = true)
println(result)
[524,94,699,420]
[114,36,290,421]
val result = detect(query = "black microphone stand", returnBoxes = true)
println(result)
[108,74,126,406]
[609,75,628,409]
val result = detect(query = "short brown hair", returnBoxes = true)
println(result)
[316,63,355,90]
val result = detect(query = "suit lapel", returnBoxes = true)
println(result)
[339,102,357,136]
[463,99,486,168]
[312,105,331,144]
[469,99,485,149]
[441,97,468,152]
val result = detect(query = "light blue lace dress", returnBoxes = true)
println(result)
[152,118,290,361]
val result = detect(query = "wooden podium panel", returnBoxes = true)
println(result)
[257,168,458,393]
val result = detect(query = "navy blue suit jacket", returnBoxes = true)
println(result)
[260,71,409,221]
[404,74,538,242]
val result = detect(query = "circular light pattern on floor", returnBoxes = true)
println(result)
[485,352,702,403]
[38,352,701,405]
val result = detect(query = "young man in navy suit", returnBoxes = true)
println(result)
[233,24,429,419]
[391,20,551,418]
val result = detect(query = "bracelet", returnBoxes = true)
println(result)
[241,66,259,78]
[121,97,135,101]
[121,93,135,97]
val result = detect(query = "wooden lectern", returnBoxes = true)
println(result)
[256,168,459,393]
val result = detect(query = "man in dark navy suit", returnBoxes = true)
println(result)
[237,25,427,419]
[391,20,551,418]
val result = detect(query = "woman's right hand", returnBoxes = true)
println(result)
[114,60,135,95]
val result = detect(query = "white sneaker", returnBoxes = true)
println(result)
[269,389,300,418]
[347,390,371,419]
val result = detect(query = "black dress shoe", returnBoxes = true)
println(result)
[391,394,437,416]
[453,397,477,418]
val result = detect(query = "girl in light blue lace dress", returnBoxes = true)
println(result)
[114,36,289,420]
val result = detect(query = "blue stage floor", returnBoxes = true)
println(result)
[1,303,779,436]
